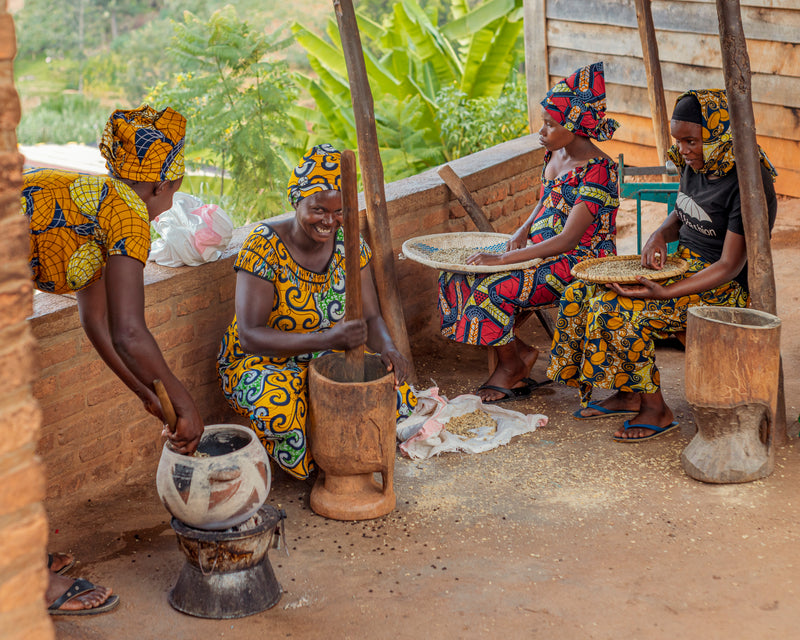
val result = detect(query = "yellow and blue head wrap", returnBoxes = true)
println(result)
[287,144,342,207]
[99,105,186,182]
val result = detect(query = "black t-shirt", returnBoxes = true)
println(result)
[676,162,777,290]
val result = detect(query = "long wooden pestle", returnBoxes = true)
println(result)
[341,149,365,382]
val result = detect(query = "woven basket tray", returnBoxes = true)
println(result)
[402,232,542,274]
[571,254,689,284]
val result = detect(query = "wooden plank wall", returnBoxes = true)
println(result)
[538,0,800,197]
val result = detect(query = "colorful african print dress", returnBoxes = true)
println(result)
[22,169,151,293]
[439,155,619,346]
[217,224,416,480]
[547,88,778,407]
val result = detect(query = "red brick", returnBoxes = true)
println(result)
[77,432,121,463]
[448,202,467,219]
[153,323,194,351]
[31,373,57,400]
[36,336,78,370]
[0,507,48,571]
[39,390,86,426]
[219,279,236,302]
[0,458,46,517]
[0,400,41,457]
[85,378,127,407]
[177,292,213,317]
[0,331,38,393]
[145,304,172,328]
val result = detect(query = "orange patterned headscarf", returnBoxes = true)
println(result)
[100,105,185,182]
[287,144,341,206]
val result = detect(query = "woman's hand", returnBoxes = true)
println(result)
[466,252,504,266]
[380,347,410,389]
[640,236,668,270]
[609,277,670,300]
[506,226,529,251]
[327,319,369,351]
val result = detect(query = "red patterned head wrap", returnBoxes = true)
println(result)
[540,61,619,141]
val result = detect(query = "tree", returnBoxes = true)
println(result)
[148,6,297,222]
[290,0,527,180]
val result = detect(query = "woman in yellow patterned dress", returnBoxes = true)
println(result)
[547,90,777,442]
[217,144,415,480]
[24,105,203,615]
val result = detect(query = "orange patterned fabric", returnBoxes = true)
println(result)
[99,105,185,182]
[22,169,151,294]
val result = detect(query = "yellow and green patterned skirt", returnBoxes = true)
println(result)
[546,246,748,407]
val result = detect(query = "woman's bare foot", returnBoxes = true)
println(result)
[477,341,539,403]
[612,390,675,440]
[46,572,115,613]
[574,391,640,419]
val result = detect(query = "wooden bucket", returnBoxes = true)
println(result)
[682,306,781,483]
[307,352,396,520]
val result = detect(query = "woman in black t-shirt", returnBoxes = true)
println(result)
[547,89,777,442]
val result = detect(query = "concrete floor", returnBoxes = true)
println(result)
[47,200,800,640]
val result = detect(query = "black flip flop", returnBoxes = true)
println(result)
[478,377,552,404]
[48,578,120,616]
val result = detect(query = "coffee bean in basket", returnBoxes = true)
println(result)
[435,246,502,265]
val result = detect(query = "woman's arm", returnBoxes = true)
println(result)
[468,201,595,266]
[76,279,163,419]
[610,230,747,300]
[102,255,203,454]
[361,265,410,386]
[234,270,367,357]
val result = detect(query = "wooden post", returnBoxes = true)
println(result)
[333,0,415,379]
[341,150,365,382]
[715,0,786,444]
[522,0,548,134]
[633,0,671,165]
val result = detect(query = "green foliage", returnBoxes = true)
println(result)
[291,0,527,181]
[436,77,529,159]
[16,93,110,145]
[147,6,298,223]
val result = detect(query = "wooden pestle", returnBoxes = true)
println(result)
[341,149,365,382]
[153,379,179,452]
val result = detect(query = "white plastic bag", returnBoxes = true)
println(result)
[149,193,234,267]
[397,387,548,460]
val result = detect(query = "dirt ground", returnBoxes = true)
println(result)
[47,198,800,640]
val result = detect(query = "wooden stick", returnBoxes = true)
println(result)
[715,0,785,443]
[333,0,416,381]
[438,165,495,233]
[341,149,365,382]
[633,0,672,167]
[153,379,177,433]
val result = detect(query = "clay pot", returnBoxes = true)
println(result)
[156,424,271,530]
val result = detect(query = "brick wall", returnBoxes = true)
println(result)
[27,135,545,507]
[0,1,54,637]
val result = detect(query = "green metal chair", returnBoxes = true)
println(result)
[618,154,680,253]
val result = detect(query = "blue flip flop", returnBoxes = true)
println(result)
[612,420,679,443]
[573,402,637,420]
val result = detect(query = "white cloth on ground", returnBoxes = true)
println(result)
[397,387,548,460]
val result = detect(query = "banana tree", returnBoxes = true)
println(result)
[289,0,526,180]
